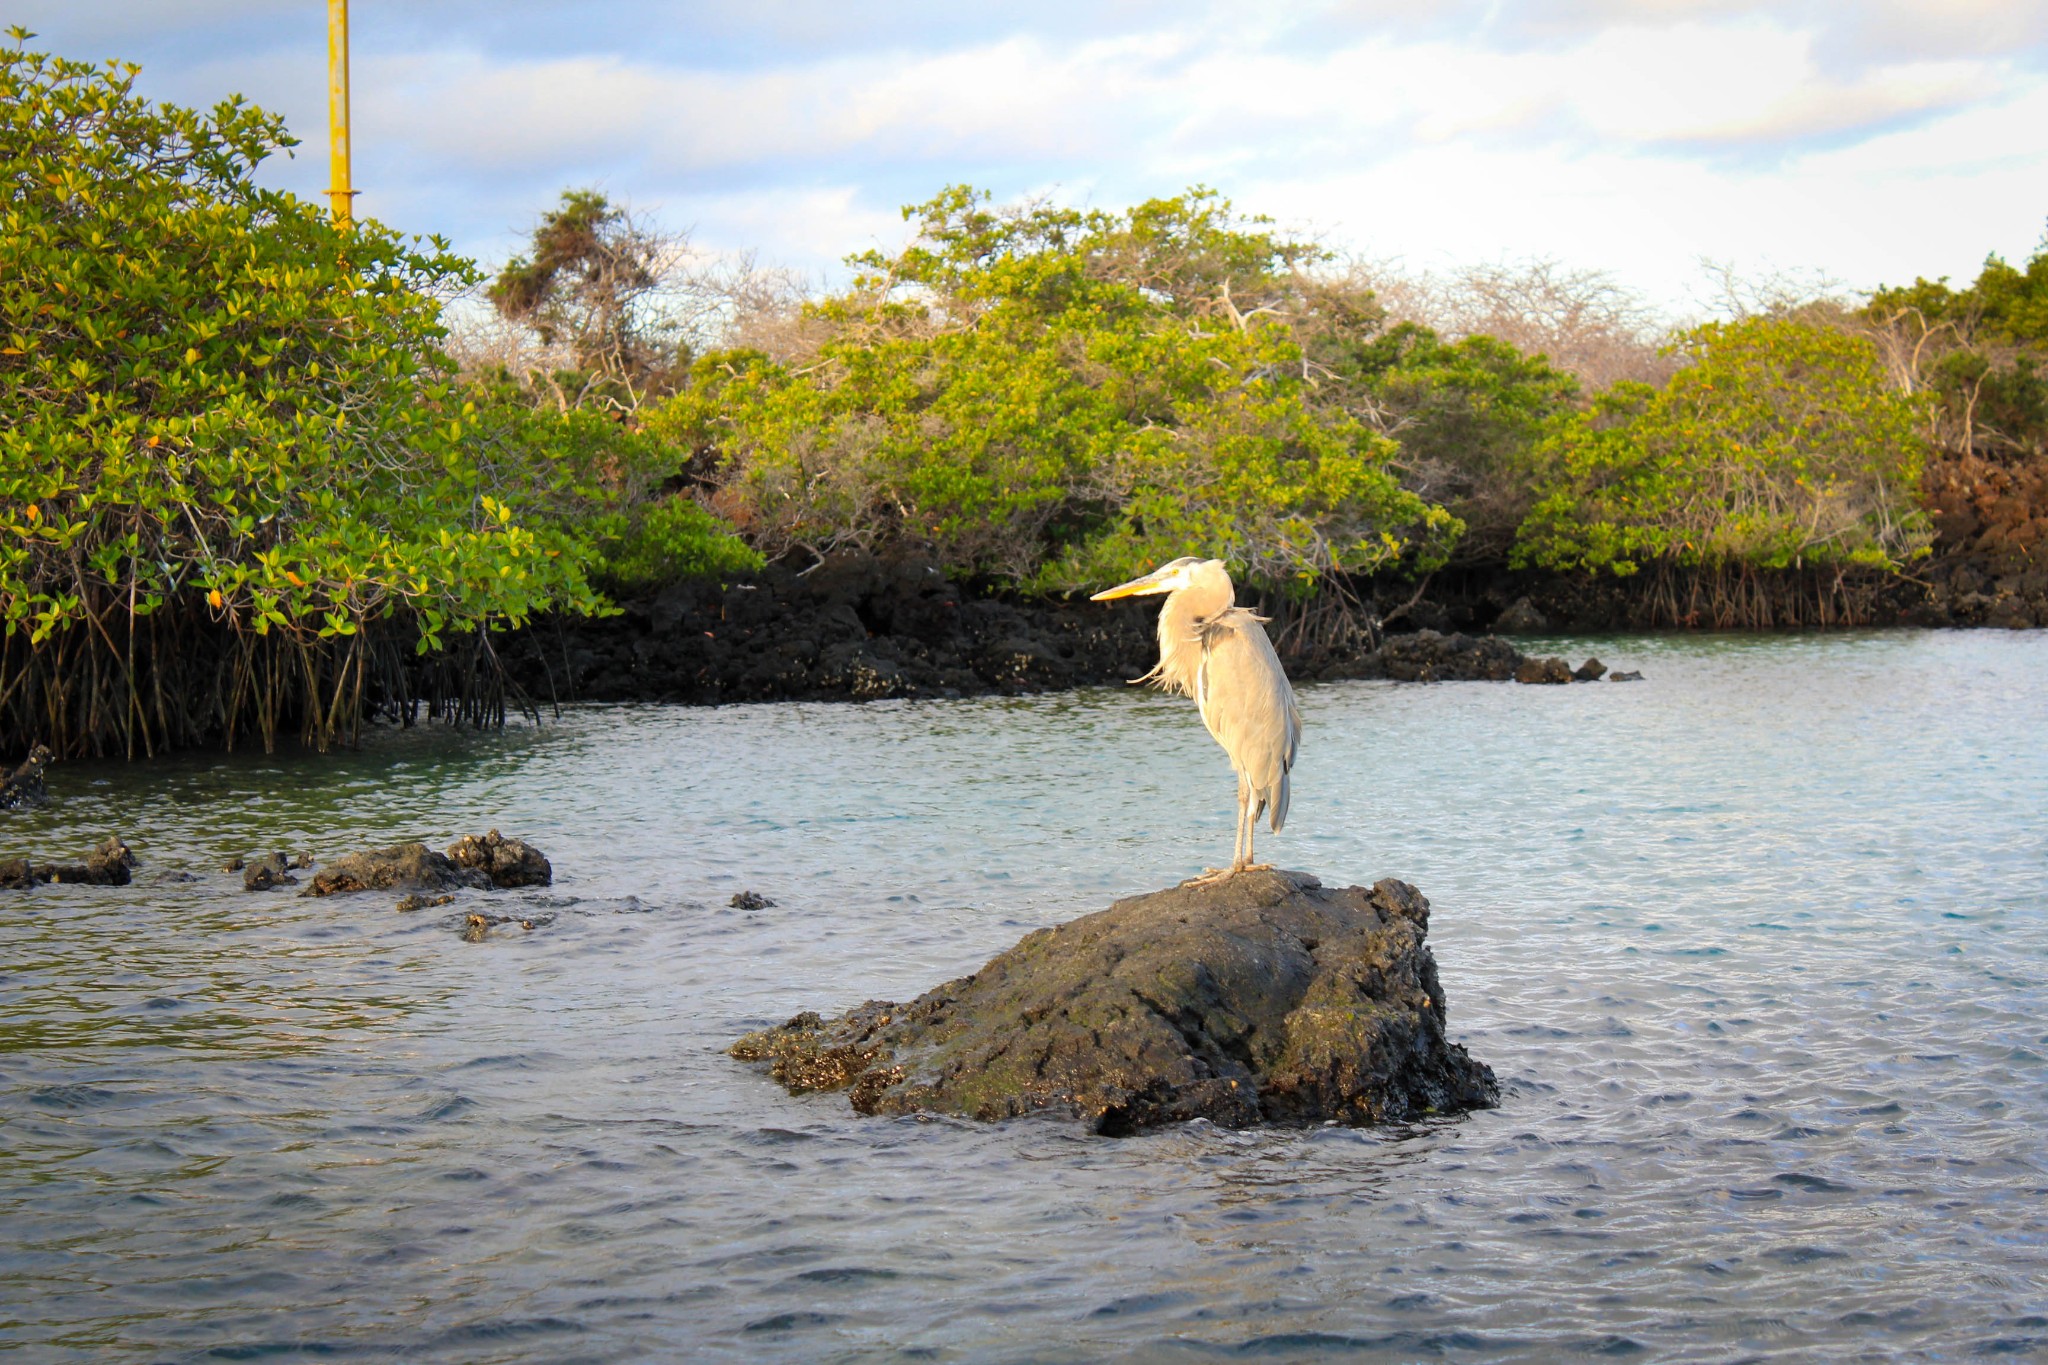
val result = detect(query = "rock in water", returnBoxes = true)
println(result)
[300,833,552,897]
[444,830,552,888]
[243,852,297,891]
[730,871,1498,1135]
[1377,630,1523,682]
[1,745,55,810]
[92,835,137,871]
[300,843,492,897]
[0,834,136,889]
[1513,656,1574,685]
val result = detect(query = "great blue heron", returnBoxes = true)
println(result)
[1092,558,1301,882]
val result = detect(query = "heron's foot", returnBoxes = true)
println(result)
[1181,861,1275,887]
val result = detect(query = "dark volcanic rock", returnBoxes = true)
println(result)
[243,852,297,891]
[1,744,55,811]
[92,836,136,871]
[1494,597,1548,633]
[1609,670,1645,682]
[300,833,551,897]
[0,834,136,889]
[1573,658,1607,681]
[1514,656,1574,685]
[461,910,555,942]
[731,890,775,910]
[445,830,552,888]
[730,871,1497,1135]
[498,546,1672,705]
[300,843,491,898]
[55,857,130,886]
[498,548,1159,707]
[1374,629,1523,682]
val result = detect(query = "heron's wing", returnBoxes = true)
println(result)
[1195,609,1300,830]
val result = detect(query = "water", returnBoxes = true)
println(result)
[3,630,2046,1362]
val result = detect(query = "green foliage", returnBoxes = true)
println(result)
[1324,322,1580,560]
[1514,317,1931,575]
[654,186,1452,596]
[0,36,610,667]
[1870,237,2048,347]
[587,494,765,590]
[1868,237,2048,458]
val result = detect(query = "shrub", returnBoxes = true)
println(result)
[654,186,1453,597]
[1513,317,1931,575]
[587,495,765,590]
[0,34,611,753]
[1322,322,1580,562]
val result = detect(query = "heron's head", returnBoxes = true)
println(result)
[1089,557,1219,601]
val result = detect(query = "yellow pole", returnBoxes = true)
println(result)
[326,0,354,226]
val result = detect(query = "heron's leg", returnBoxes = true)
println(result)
[1239,784,1273,875]
[1188,777,1250,886]
[1236,774,1263,871]
[1233,774,1250,869]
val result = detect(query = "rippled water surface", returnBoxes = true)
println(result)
[4,630,2047,1362]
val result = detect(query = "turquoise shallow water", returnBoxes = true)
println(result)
[2,629,2046,1362]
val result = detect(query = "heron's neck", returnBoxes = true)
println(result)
[1153,574,1236,698]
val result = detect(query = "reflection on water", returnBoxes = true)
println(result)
[3,629,2046,1362]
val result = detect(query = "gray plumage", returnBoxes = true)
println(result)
[1092,557,1301,879]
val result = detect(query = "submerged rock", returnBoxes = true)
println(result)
[730,870,1497,1135]
[461,910,555,942]
[1609,670,1645,682]
[301,832,552,897]
[0,834,136,889]
[445,830,552,888]
[731,890,775,910]
[1,745,55,811]
[92,835,137,871]
[1513,656,1574,685]
[301,843,491,898]
[243,852,297,891]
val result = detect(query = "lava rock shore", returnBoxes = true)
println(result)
[495,549,1565,706]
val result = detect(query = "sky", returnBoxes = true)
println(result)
[13,1,2048,314]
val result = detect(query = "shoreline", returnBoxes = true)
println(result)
[4,551,2036,762]
[493,548,2044,710]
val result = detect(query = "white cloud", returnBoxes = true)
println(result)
[8,1,2045,309]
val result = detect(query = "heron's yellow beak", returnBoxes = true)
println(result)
[1090,570,1173,601]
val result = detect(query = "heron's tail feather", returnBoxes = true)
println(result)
[1269,769,1290,833]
